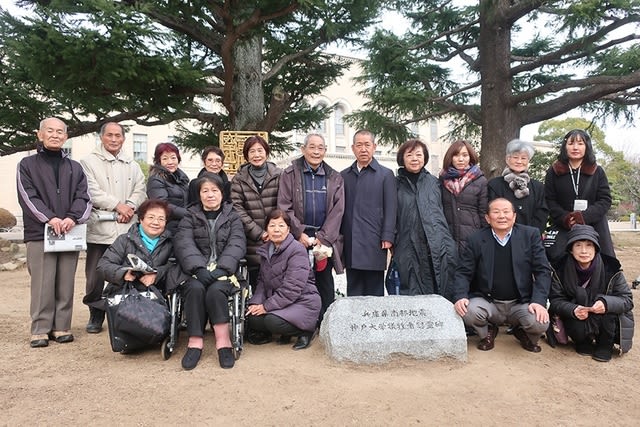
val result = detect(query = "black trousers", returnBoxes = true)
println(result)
[183,277,236,337]
[249,313,305,336]
[83,243,109,309]
[564,313,617,345]
[346,268,384,296]
[315,258,335,324]
[248,267,260,294]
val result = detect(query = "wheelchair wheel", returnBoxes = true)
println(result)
[161,336,173,360]
[231,294,243,360]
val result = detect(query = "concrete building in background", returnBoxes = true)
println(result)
[1,56,454,223]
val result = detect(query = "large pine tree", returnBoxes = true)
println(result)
[349,0,640,176]
[0,0,382,155]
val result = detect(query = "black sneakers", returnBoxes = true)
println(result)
[86,308,105,334]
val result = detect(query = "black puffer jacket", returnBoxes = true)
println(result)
[550,254,634,353]
[147,165,190,235]
[174,202,246,276]
[97,223,181,292]
[230,162,281,267]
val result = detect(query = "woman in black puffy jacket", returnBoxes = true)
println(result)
[174,174,246,371]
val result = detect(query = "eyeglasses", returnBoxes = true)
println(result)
[145,215,167,223]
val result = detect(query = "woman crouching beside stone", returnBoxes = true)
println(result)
[246,209,321,350]
[548,224,634,362]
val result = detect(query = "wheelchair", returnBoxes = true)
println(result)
[229,261,251,359]
[161,260,251,360]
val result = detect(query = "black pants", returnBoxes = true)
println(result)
[346,268,384,296]
[83,243,109,308]
[249,313,305,337]
[183,277,236,337]
[565,313,617,345]
[315,258,335,324]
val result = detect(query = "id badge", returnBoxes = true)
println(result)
[573,199,588,211]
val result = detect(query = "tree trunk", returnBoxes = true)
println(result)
[232,36,265,131]
[478,1,521,178]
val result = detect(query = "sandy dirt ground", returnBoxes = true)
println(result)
[2,233,640,426]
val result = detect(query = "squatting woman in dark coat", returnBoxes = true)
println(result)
[394,139,457,298]
[549,225,633,362]
[247,209,321,351]
[174,174,246,371]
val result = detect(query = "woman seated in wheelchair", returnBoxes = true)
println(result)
[549,224,634,362]
[98,198,178,296]
[174,173,246,371]
[246,209,320,350]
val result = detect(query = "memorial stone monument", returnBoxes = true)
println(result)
[320,295,467,363]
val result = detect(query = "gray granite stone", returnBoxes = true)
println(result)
[320,295,467,363]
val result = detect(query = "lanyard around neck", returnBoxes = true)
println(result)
[570,166,581,196]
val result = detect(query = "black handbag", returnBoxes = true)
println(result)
[106,282,170,352]
[542,225,568,264]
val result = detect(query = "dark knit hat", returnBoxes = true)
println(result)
[566,224,600,252]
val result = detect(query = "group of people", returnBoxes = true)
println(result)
[17,118,633,371]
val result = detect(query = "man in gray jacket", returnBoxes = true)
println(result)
[278,133,345,326]
[80,122,146,333]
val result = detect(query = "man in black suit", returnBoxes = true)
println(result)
[452,198,551,352]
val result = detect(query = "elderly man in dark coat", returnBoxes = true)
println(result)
[341,130,397,296]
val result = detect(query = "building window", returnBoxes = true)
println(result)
[133,133,148,162]
[314,102,328,134]
[334,105,345,137]
[430,120,438,142]
[61,140,72,157]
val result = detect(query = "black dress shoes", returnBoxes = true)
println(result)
[30,334,49,348]
[292,333,313,350]
[477,324,498,351]
[513,326,542,353]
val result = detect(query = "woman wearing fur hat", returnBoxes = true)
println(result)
[544,129,615,262]
[549,224,633,362]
